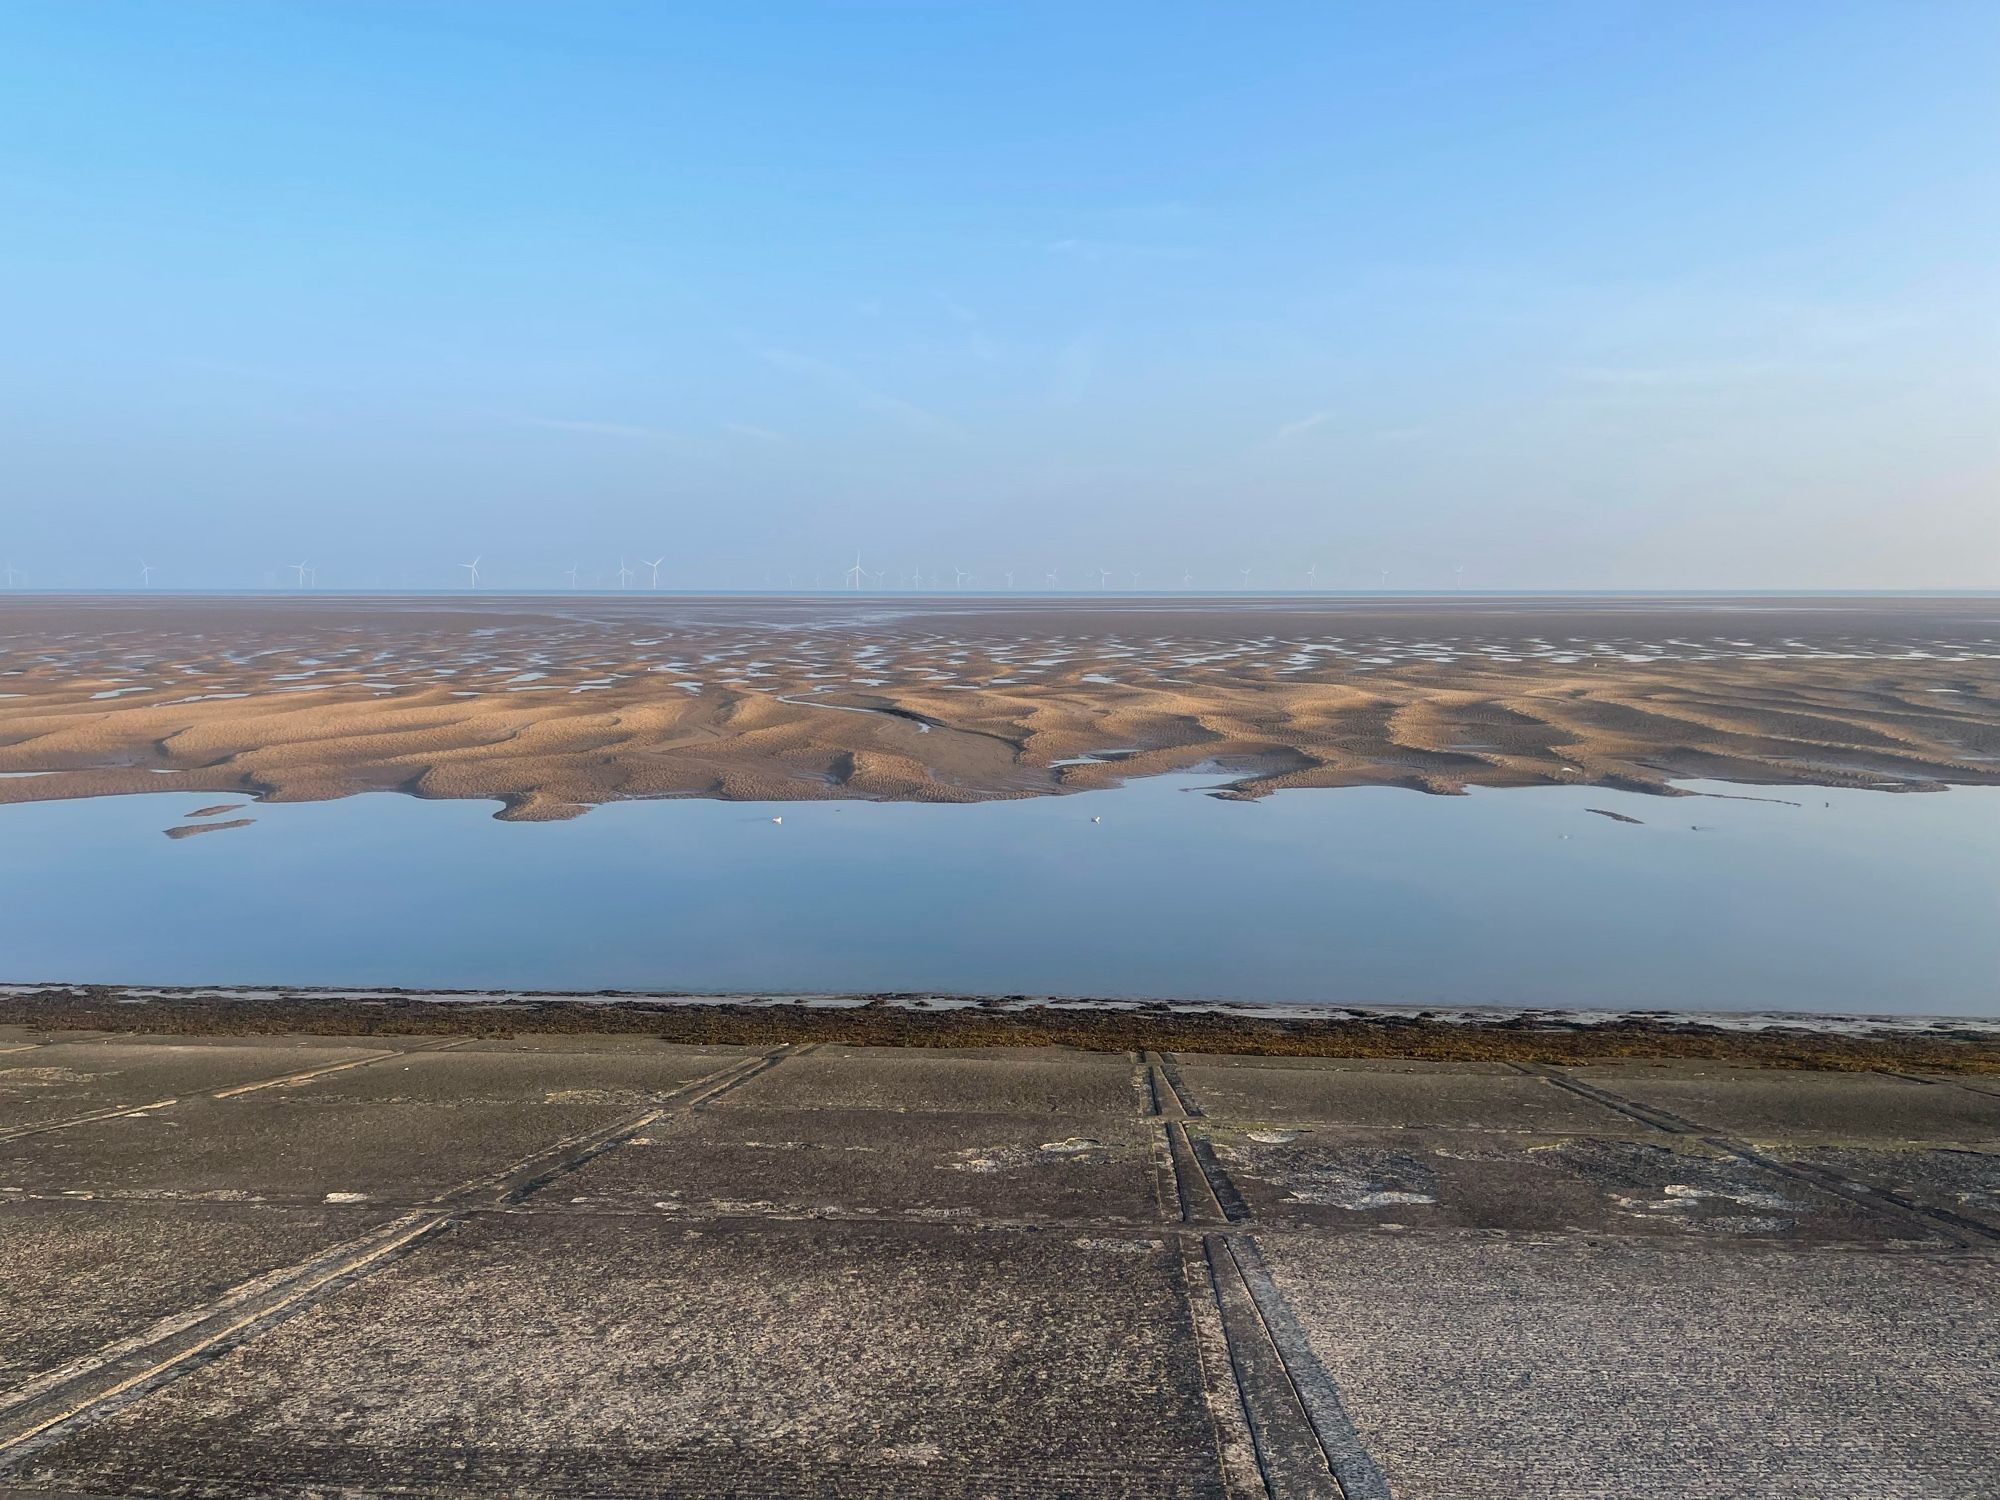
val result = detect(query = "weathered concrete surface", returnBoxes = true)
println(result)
[22,1217,1222,1498]
[715,1043,1147,1114]
[0,1035,1993,1497]
[0,1200,369,1383]
[1176,1056,1632,1133]
[1259,1235,1998,1500]
[1569,1061,2000,1142]
[0,1041,386,1133]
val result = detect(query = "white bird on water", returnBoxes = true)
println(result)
[1091,815,1101,823]
[771,816,783,825]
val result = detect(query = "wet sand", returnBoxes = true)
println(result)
[1,593,1995,818]
[0,1028,1993,1496]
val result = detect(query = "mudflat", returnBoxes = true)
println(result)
[1,593,1995,818]
[0,1029,1993,1497]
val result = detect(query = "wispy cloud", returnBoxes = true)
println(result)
[755,347,954,433]
[1274,411,1333,442]
[1044,237,1200,263]
[523,418,680,440]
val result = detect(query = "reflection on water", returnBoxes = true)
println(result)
[1,778,1995,1015]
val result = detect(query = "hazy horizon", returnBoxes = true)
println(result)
[2,2,1995,592]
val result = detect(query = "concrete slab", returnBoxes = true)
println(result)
[2,1035,1992,1497]
[0,1044,383,1132]
[1205,1125,1904,1242]
[18,1216,1226,1498]
[1573,1064,2000,1142]
[1780,1144,2000,1232]
[0,1097,635,1203]
[0,1030,108,1050]
[558,1107,1165,1223]
[716,1046,1146,1114]
[0,1199,373,1389]
[1177,1052,1519,1074]
[445,1034,757,1056]
[1177,1057,1633,1132]
[11,1033,410,1052]
[272,1046,744,1105]
[1259,1232,2000,1499]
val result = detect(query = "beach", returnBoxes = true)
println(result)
[1,593,1995,819]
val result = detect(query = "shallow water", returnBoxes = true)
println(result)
[1,778,1994,1015]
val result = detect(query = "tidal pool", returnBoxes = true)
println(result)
[1,778,1994,1014]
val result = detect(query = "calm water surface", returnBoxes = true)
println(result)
[1,778,1994,1015]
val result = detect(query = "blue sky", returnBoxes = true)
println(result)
[1,1,1993,590]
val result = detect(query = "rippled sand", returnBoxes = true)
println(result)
[1,594,1995,818]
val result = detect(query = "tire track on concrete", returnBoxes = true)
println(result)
[1524,1065,2000,1248]
[0,1045,803,1470]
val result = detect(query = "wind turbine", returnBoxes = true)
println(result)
[1181,569,1194,588]
[641,556,664,589]
[1129,569,1140,589]
[563,564,580,589]
[138,559,155,588]
[1095,567,1112,589]
[1454,564,1465,590]
[844,552,866,590]
[291,562,311,588]
[615,557,634,589]
[1004,570,1015,589]
[1305,561,1320,588]
[3,562,20,588]
[1045,570,1059,588]
[953,566,971,590]
[460,556,482,589]
[1239,565,1252,590]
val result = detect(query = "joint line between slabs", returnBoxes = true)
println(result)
[1878,1068,2000,1101]
[0,1213,452,1468]
[0,1041,447,1140]
[1224,1236,1393,1500]
[481,1046,798,1207]
[0,1046,803,1465]
[1533,1067,1999,1248]
[1199,1236,1290,1499]
[210,1048,405,1098]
